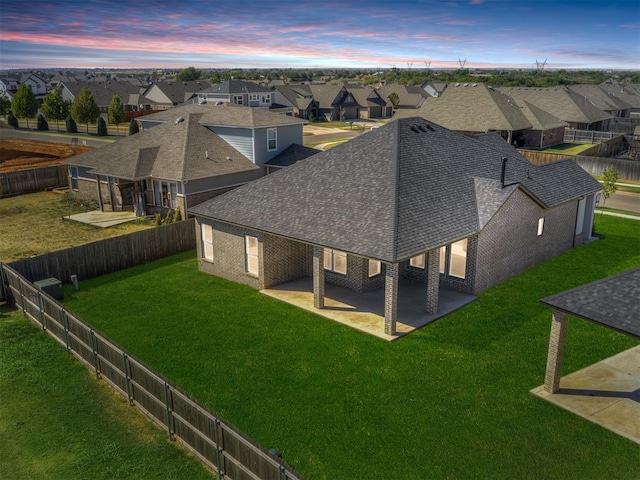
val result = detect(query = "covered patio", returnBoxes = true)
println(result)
[531,268,640,444]
[262,276,476,341]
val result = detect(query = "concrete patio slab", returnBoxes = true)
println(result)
[64,210,137,228]
[262,277,476,341]
[531,345,640,444]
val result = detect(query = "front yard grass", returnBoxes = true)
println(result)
[60,215,640,479]
[0,307,214,480]
[0,191,152,262]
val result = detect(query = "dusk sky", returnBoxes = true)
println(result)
[0,0,638,71]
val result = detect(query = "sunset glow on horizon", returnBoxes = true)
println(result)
[0,0,638,71]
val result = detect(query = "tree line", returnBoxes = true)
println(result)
[0,85,138,136]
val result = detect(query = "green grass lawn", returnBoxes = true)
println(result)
[0,307,214,480]
[543,143,596,155]
[60,215,640,479]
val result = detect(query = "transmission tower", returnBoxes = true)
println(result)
[535,59,548,72]
[458,58,467,68]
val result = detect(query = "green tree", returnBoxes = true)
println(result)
[600,167,619,212]
[0,91,11,116]
[128,118,139,135]
[71,87,100,133]
[41,86,69,131]
[97,116,108,136]
[65,115,78,133]
[387,92,400,111]
[11,83,38,129]
[36,113,49,131]
[176,67,201,82]
[7,110,18,128]
[107,94,126,135]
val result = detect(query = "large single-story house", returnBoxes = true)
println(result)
[63,103,310,216]
[189,117,601,336]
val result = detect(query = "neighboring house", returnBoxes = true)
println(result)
[498,86,613,131]
[347,85,392,119]
[20,73,47,100]
[196,80,274,108]
[189,117,600,336]
[63,103,308,216]
[142,80,212,109]
[377,82,429,111]
[57,80,152,115]
[396,83,563,147]
[271,84,319,119]
[307,83,360,120]
[0,73,46,100]
[569,85,632,118]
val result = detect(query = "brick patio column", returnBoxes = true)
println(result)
[544,309,568,393]
[313,246,325,309]
[425,249,440,315]
[384,263,399,335]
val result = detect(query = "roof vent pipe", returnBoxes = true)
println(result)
[500,157,507,189]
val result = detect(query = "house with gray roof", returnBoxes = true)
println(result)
[498,86,613,131]
[395,83,567,148]
[63,103,308,216]
[569,85,632,118]
[189,117,601,337]
[271,84,319,120]
[142,80,212,109]
[377,82,429,111]
[196,80,274,109]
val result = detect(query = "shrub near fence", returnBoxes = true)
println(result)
[0,165,67,197]
[1,263,305,480]
[9,219,196,283]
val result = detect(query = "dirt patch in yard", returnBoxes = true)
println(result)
[0,138,91,173]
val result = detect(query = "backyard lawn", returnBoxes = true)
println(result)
[57,215,639,479]
[0,307,214,480]
[0,191,152,262]
[542,143,597,155]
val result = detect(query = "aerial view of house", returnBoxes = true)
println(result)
[190,117,601,337]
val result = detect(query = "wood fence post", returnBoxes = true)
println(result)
[38,292,46,331]
[62,309,71,352]
[163,382,175,441]
[214,418,223,479]
[122,353,134,405]
[18,277,26,314]
[90,330,100,377]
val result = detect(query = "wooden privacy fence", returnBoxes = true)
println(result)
[9,219,196,284]
[1,263,304,480]
[0,165,67,197]
[575,156,640,182]
[564,129,616,144]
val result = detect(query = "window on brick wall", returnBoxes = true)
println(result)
[368,259,381,277]
[245,235,259,276]
[409,254,425,269]
[537,217,545,236]
[324,248,347,275]
[201,224,213,261]
[449,239,468,279]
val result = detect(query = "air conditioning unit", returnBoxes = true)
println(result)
[34,277,63,300]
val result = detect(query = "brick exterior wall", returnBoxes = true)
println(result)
[474,189,578,294]
[440,236,478,295]
[186,185,243,214]
[75,177,113,207]
[544,310,568,393]
[325,254,385,293]
[520,127,566,150]
[262,234,312,289]
[384,263,399,334]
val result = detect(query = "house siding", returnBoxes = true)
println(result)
[474,189,577,294]
[209,126,254,163]
[253,124,305,166]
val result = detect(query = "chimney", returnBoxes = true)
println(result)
[500,157,507,189]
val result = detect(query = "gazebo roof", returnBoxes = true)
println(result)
[541,268,640,338]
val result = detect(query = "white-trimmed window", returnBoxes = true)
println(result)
[245,235,259,276]
[152,180,177,209]
[233,95,243,105]
[201,224,213,261]
[249,94,259,101]
[537,217,545,236]
[409,254,425,269]
[261,93,271,104]
[368,259,381,277]
[324,249,347,275]
[449,239,468,279]
[267,128,277,151]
